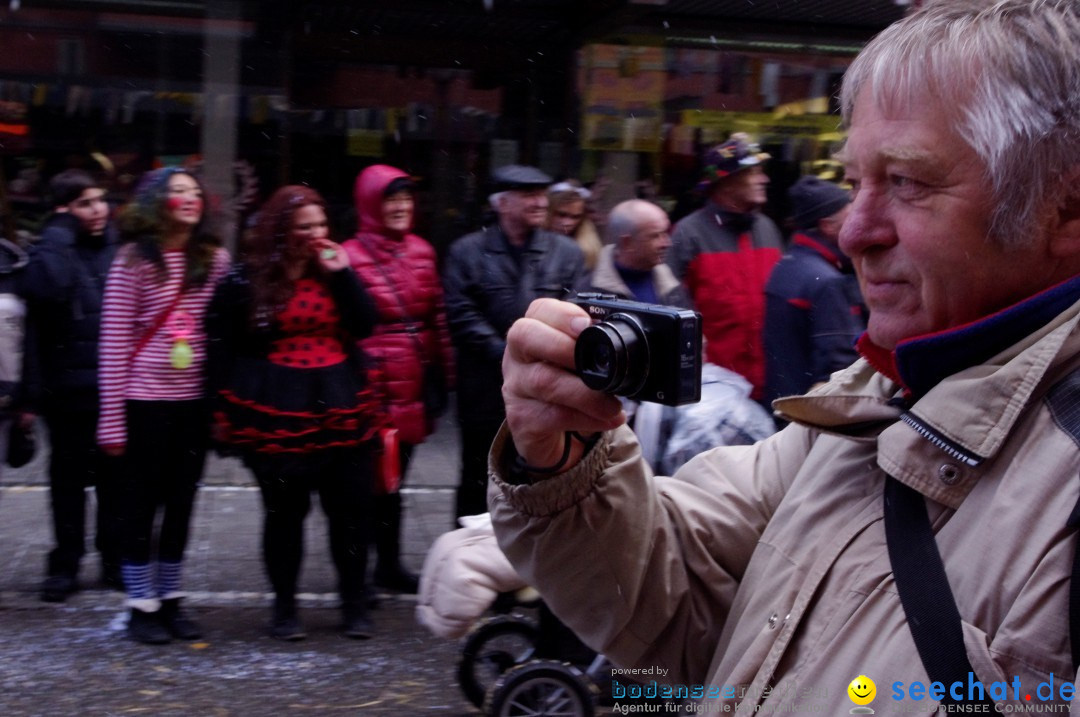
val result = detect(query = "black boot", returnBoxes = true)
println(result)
[269,596,306,641]
[40,574,78,603]
[159,598,202,640]
[372,493,419,594]
[101,562,124,592]
[128,608,171,645]
[41,554,78,603]
[342,601,374,639]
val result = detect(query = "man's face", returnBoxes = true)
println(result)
[839,91,1056,350]
[499,188,549,232]
[623,207,671,270]
[712,165,768,213]
[64,188,109,236]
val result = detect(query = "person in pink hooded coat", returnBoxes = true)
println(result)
[343,165,454,594]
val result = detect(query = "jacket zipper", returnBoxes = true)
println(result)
[899,412,984,467]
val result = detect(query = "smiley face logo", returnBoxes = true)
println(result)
[848,675,877,713]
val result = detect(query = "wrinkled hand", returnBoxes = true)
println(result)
[502,298,625,472]
[312,238,350,273]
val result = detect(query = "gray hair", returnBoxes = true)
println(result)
[840,0,1080,248]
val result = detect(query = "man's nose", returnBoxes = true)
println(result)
[838,190,893,256]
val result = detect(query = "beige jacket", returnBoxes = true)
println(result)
[490,295,1080,712]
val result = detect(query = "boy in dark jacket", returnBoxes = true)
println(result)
[21,169,122,602]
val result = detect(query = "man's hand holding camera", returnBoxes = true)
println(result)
[502,298,626,473]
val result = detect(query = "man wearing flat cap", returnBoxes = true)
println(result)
[667,134,784,400]
[762,175,864,406]
[443,164,585,519]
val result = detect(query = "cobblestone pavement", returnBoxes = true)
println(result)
[0,409,484,716]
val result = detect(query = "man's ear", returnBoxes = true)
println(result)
[1049,167,1080,259]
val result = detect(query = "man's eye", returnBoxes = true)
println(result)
[889,174,930,199]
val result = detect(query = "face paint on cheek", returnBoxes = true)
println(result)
[166,197,203,213]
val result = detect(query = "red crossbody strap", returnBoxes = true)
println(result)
[131,287,185,361]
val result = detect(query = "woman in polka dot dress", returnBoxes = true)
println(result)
[205,185,384,641]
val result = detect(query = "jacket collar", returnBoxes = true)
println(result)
[790,230,852,273]
[481,224,547,254]
[590,245,682,299]
[775,277,1080,506]
[858,273,1080,399]
[708,201,756,234]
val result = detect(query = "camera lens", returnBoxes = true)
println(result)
[575,313,649,396]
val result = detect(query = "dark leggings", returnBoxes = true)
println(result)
[44,410,122,576]
[117,400,209,565]
[247,446,373,606]
[455,419,503,521]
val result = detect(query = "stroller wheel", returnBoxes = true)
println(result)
[458,615,540,708]
[485,660,598,717]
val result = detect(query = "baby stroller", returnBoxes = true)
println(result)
[418,516,670,716]
[458,591,617,716]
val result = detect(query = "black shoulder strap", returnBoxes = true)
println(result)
[1046,368,1080,672]
[883,476,996,708]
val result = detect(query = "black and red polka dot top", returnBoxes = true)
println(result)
[267,278,346,368]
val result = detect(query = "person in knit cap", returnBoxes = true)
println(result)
[762,175,865,406]
[666,133,783,401]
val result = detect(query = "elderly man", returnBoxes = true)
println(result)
[443,164,584,520]
[763,175,863,405]
[667,135,783,399]
[581,199,688,307]
[488,1,1080,712]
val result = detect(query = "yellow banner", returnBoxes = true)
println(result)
[582,45,665,153]
[346,129,385,158]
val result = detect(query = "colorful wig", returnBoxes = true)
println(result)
[118,167,220,287]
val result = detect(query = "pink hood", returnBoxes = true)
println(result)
[354,164,412,236]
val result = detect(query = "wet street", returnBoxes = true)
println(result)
[0,410,482,716]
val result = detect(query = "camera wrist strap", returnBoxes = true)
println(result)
[515,431,599,476]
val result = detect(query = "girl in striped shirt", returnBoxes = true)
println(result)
[97,167,230,645]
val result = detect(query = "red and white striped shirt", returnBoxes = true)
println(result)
[97,246,231,447]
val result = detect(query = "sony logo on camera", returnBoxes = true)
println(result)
[568,292,702,407]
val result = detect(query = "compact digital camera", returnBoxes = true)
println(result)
[569,293,702,406]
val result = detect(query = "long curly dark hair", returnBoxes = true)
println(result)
[117,167,221,287]
[242,185,327,329]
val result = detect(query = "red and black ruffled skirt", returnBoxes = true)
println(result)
[213,356,386,455]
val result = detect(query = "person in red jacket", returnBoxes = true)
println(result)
[343,165,454,594]
[667,135,784,400]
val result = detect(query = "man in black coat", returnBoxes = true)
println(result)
[21,169,122,601]
[443,165,585,519]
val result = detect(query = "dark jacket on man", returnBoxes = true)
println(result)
[581,244,691,308]
[762,230,866,404]
[444,224,585,422]
[21,212,119,414]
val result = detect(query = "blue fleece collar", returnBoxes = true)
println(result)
[858,274,1080,398]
